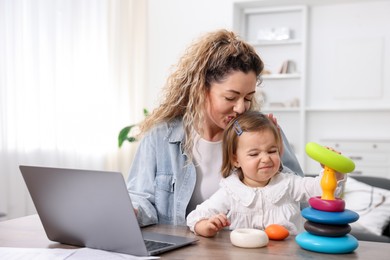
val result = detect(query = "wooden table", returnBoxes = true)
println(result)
[0,215,389,259]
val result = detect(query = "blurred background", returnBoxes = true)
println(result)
[1,0,390,220]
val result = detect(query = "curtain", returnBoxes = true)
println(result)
[0,0,147,219]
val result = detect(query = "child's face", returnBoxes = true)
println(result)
[233,129,281,187]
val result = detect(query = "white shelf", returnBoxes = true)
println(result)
[262,73,301,79]
[321,138,390,143]
[262,107,300,112]
[250,39,302,46]
[306,107,390,112]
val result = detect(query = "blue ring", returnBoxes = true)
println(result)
[302,207,359,225]
[296,232,358,254]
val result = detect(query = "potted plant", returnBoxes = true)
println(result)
[118,108,149,148]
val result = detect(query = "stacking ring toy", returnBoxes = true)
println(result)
[296,232,358,254]
[296,142,358,254]
[264,224,289,240]
[304,221,351,237]
[230,228,269,248]
[305,142,355,174]
[309,196,345,212]
[306,142,355,200]
[302,207,359,225]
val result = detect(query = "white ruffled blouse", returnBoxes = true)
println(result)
[186,172,326,235]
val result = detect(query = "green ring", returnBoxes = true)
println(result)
[305,142,355,173]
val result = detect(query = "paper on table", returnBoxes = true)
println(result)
[69,248,160,259]
[0,247,160,260]
[0,247,75,260]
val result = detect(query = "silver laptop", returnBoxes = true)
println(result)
[19,165,198,256]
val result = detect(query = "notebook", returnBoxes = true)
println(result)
[19,165,198,256]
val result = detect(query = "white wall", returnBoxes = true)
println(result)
[146,0,246,109]
[308,1,390,108]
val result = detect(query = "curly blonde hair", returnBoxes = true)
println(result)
[139,29,264,161]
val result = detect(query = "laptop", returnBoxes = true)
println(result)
[19,165,198,256]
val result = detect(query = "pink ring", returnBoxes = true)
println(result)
[309,196,345,212]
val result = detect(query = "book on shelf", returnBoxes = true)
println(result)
[278,60,296,74]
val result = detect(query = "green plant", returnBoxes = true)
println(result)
[118,108,149,148]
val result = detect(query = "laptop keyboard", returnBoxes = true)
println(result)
[144,239,175,251]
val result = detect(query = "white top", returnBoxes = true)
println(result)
[187,134,222,215]
[187,172,327,235]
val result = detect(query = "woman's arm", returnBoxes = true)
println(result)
[126,131,159,227]
[280,129,304,176]
[267,114,303,176]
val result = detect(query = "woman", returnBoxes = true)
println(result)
[126,29,303,227]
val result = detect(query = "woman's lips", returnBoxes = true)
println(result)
[226,115,236,123]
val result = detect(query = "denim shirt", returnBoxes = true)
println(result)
[126,117,303,227]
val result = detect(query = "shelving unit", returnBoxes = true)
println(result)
[234,4,308,165]
[234,0,390,178]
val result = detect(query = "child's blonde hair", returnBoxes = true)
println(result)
[221,111,282,179]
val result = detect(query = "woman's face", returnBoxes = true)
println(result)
[205,71,257,132]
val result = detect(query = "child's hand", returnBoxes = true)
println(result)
[194,213,231,237]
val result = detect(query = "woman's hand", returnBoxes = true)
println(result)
[194,213,230,237]
[322,146,345,181]
[267,113,284,156]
